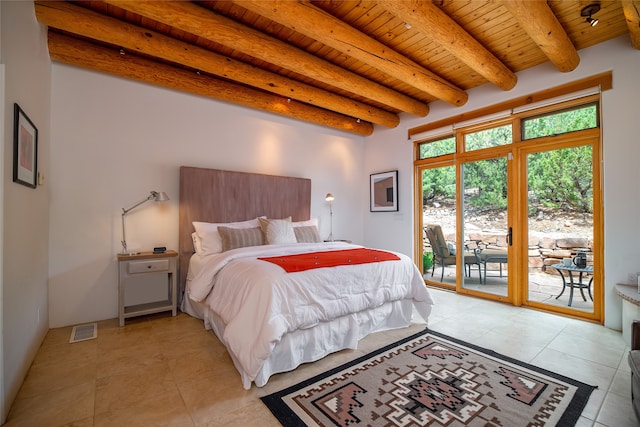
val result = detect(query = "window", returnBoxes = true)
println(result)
[465,124,512,152]
[418,136,455,160]
[522,103,598,140]
[413,90,601,322]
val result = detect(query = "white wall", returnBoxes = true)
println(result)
[1,0,51,421]
[49,35,640,331]
[48,64,365,328]
[363,35,640,330]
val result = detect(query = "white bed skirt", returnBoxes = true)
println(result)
[181,291,428,389]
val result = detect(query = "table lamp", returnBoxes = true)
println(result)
[121,190,169,254]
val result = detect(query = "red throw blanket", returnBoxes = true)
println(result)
[258,248,400,273]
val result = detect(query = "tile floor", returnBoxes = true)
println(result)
[4,287,637,426]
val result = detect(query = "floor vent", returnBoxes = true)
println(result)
[69,323,97,343]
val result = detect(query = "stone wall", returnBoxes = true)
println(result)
[423,228,593,276]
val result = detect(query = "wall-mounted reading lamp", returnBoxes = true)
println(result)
[121,190,169,254]
[325,193,334,242]
[581,3,600,27]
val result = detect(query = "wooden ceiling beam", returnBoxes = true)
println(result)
[501,0,580,72]
[98,0,429,117]
[622,0,640,49]
[235,0,468,107]
[34,1,399,128]
[46,31,374,136]
[377,0,517,91]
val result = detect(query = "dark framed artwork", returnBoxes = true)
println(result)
[13,103,38,188]
[370,170,398,212]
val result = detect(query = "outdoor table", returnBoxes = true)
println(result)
[551,263,594,307]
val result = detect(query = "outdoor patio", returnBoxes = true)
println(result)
[424,265,594,312]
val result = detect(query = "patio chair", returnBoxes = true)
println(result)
[425,224,480,281]
[474,247,509,284]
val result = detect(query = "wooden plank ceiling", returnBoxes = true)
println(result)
[34,0,639,136]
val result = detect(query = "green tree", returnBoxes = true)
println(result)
[525,104,595,213]
[528,146,593,213]
[523,105,597,139]
[464,158,507,209]
[421,103,595,213]
[422,165,455,204]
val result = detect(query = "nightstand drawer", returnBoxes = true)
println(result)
[117,250,177,326]
[127,259,169,274]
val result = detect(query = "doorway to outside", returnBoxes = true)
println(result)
[415,95,601,322]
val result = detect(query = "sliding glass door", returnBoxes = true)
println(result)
[420,163,459,289]
[418,144,512,301]
[523,140,600,317]
[461,156,510,298]
[414,95,602,321]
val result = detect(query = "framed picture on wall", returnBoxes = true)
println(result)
[370,170,398,212]
[13,103,38,189]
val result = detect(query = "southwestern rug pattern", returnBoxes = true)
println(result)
[261,328,596,426]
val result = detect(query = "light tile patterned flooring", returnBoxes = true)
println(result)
[4,287,637,426]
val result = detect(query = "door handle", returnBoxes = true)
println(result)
[507,227,513,246]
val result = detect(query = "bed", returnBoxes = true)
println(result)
[178,166,434,389]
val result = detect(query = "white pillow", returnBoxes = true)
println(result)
[193,217,262,255]
[191,232,204,254]
[259,217,297,244]
[292,218,318,228]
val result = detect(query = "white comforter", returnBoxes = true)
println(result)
[187,242,434,384]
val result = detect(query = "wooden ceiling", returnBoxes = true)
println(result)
[34,1,640,136]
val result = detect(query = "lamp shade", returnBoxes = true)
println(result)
[152,191,170,202]
[325,193,334,202]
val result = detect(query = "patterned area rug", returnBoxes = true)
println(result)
[261,328,596,426]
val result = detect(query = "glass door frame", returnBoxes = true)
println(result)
[513,132,603,321]
[415,158,459,292]
[459,151,514,303]
[414,96,603,322]
[415,133,516,303]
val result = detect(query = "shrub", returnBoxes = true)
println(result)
[423,252,433,271]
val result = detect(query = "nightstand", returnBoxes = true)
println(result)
[117,250,178,326]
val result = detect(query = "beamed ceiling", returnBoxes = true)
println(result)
[34,0,640,136]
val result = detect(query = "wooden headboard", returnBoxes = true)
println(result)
[178,166,311,296]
